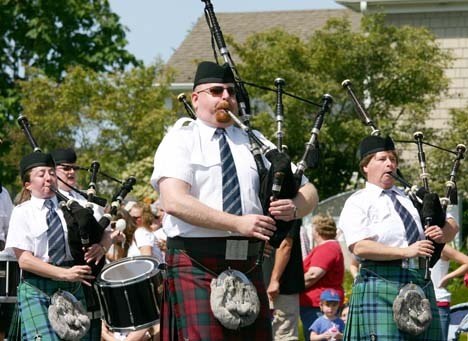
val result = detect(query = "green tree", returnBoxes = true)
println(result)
[429,108,467,196]
[6,62,176,200]
[229,14,452,199]
[0,0,140,185]
[429,108,468,246]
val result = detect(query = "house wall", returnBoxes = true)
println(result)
[385,11,468,129]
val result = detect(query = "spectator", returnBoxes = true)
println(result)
[105,208,135,262]
[340,304,349,325]
[0,184,13,251]
[0,184,14,341]
[128,202,164,263]
[309,289,345,341]
[300,215,344,341]
[431,244,468,340]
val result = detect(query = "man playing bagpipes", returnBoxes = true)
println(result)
[151,61,318,340]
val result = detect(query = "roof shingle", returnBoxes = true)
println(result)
[167,9,361,84]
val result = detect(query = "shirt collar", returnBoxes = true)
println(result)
[196,119,236,142]
[30,195,58,210]
[365,182,405,199]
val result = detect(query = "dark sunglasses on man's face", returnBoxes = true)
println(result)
[57,165,77,172]
[196,86,236,97]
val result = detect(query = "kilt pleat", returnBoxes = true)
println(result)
[161,248,272,341]
[16,278,90,341]
[344,264,442,341]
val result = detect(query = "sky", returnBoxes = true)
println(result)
[108,0,344,65]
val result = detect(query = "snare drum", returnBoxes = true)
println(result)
[95,256,163,332]
[0,251,20,303]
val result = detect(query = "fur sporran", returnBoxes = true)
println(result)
[210,269,260,330]
[392,283,432,335]
[48,290,90,340]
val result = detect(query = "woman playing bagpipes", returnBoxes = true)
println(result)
[5,152,107,340]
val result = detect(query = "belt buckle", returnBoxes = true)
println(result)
[407,257,419,269]
[225,240,249,260]
[402,259,409,269]
[87,310,101,319]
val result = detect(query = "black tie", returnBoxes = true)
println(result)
[384,190,420,245]
[215,128,242,215]
[44,199,66,264]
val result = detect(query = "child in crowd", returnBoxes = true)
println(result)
[340,303,349,324]
[309,289,345,341]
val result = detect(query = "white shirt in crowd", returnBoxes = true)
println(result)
[128,227,164,263]
[0,186,13,244]
[431,258,451,303]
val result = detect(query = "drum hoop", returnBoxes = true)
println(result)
[105,318,161,334]
[98,257,159,286]
[0,252,20,303]
[0,251,17,261]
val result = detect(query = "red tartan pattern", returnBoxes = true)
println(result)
[161,248,273,341]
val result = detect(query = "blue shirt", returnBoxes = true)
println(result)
[309,315,345,337]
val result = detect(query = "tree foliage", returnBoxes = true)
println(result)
[5,62,176,199]
[428,108,467,197]
[0,0,139,81]
[2,11,458,209]
[0,0,140,184]
[430,108,468,245]
[229,14,452,199]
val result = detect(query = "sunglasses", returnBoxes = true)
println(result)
[196,86,236,97]
[57,165,77,172]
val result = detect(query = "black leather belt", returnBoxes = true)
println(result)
[167,236,261,257]
[361,257,426,269]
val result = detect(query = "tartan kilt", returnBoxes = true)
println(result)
[344,264,442,341]
[161,248,272,341]
[14,277,90,341]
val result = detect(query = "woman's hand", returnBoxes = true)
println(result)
[406,240,434,258]
[424,225,445,243]
[62,265,94,286]
[84,243,107,265]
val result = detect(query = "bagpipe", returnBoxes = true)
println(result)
[176,1,334,266]
[342,80,465,276]
[17,114,137,275]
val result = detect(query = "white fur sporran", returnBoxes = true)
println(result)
[392,283,432,335]
[48,290,90,340]
[210,269,260,330]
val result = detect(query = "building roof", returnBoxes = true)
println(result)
[337,0,468,14]
[167,9,362,85]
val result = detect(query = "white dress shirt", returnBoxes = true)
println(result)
[151,119,307,238]
[430,258,451,302]
[5,195,73,262]
[338,182,424,250]
[127,227,164,263]
[0,187,13,243]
